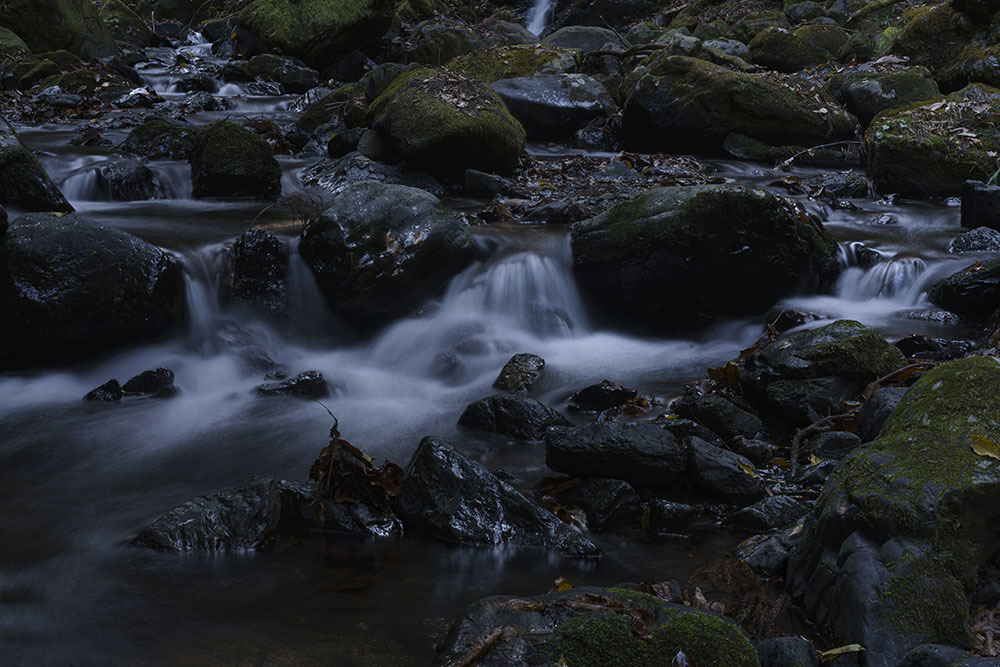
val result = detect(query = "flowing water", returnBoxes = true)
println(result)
[527,0,555,35]
[0,36,986,666]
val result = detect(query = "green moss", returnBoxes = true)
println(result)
[0,27,29,60]
[447,44,579,84]
[0,0,114,59]
[879,556,969,646]
[191,120,281,199]
[749,27,830,73]
[100,0,153,47]
[893,2,972,72]
[119,118,197,160]
[297,82,366,133]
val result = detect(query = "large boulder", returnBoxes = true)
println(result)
[490,74,617,140]
[0,0,115,59]
[298,181,476,327]
[786,357,1000,664]
[825,66,941,127]
[864,85,1000,197]
[366,68,526,176]
[927,257,1000,321]
[396,437,600,557]
[235,0,398,70]
[447,44,578,84]
[0,130,72,213]
[189,121,281,200]
[892,2,975,75]
[685,437,766,505]
[0,214,181,369]
[100,0,154,48]
[747,27,830,72]
[622,56,855,155]
[436,587,758,667]
[571,184,840,330]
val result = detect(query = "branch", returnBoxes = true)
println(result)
[790,413,844,477]
[775,140,860,170]
[847,0,908,25]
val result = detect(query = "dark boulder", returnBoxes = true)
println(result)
[246,54,320,94]
[256,371,329,398]
[808,430,862,460]
[122,368,176,397]
[458,394,570,440]
[728,495,807,531]
[644,499,697,535]
[545,422,687,488]
[927,257,1000,321]
[736,523,804,576]
[492,353,545,393]
[671,394,762,442]
[278,480,401,537]
[95,158,158,201]
[949,226,1000,253]
[755,637,820,667]
[961,180,1000,231]
[119,117,197,160]
[765,375,860,426]
[489,74,617,140]
[84,379,123,402]
[825,66,940,128]
[543,26,625,53]
[300,152,444,197]
[436,586,758,666]
[569,379,637,411]
[748,27,830,73]
[0,130,72,213]
[686,437,766,504]
[856,386,909,442]
[0,0,115,60]
[556,478,641,532]
[571,185,840,331]
[221,228,288,316]
[896,644,998,667]
[190,121,281,200]
[396,437,600,557]
[0,214,182,369]
[298,181,476,328]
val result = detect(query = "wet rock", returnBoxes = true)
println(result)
[221,228,288,316]
[949,226,1000,253]
[622,56,854,155]
[786,357,1000,664]
[174,74,215,93]
[755,637,820,667]
[0,206,7,236]
[122,368,176,397]
[543,26,625,53]
[326,128,366,159]
[464,169,512,196]
[113,86,163,109]
[894,334,972,361]
[545,422,687,488]
[927,256,1000,321]
[0,130,72,213]
[672,394,762,442]
[278,480,401,537]
[733,436,773,465]
[190,120,281,200]
[361,63,417,101]
[896,644,998,666]
[808,431,861,460]
[331,50,376,82]
[256,371,329,398]
[0,0,115,60]
[396,437,600,557]
[857,386,908,442]
[492,353,545,393]
[84,379,123,402]
[728,495,807,531]
[736,522,804,576]
[235,0,397,70]
[794,458,837,485]
[801,171,869,198]
[32,86,83,108]
[0,214,182,370]
[366,68,526,177]
[825,67,940,128]
[686,437,766,504]
[301,152,444,196]
[644,499,697,535]
[458,394,570,440]
[572,185,840,331]
[490,74,617,140]
[247,54,320,94]
[436,587,757,666]
[95,158,158,201]
[865,85,1000,198]
[119,117,196,160]
[960,180,1000,231]
[299,181,476,327]
[557,478,641,532]
[765,376,861,426]
[570,379,637,411]
[134,476,282,551]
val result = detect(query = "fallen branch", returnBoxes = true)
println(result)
[861,361,937,400]
[775,140,861,171]
[847,0,907,25]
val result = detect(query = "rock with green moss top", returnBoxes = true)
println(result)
[0,129,72,213]
[119,117,197,160]
[748,27,830,73]
[892,2,974,74]
[447,44,578,84]
[400,18,537,67]
[299,181,476,327]
[296,82,366,134]
[366,68,526,176]
[6,50,81,90]
[543,25,625,53]
[100,0,154,48]
[864,84,1000,197]
[839,25,899,63]
[235,0,398,70]
[570,184,841,331]
[38,68,133,102]
[794,24,848,56]
[0,27,29,60]
[826,66,940,127]
[0,0,115,60]
[129,0,213,23]
[436,586,758,666]
[735,10,791,43]
[622,55,855,156]
[189,120,280,200]
[940,44,1000,91]
[787,356,1000,664]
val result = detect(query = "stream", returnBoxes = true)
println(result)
[0,33,984,666]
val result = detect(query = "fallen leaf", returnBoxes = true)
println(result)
[738,460,757,478]
[970,435,1000,461]
[809,454,821,466]
[818,644,865,661]
[553,577,573,592]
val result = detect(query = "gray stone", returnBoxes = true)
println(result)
[857,387,908,442]
[490,74,618,140]
[729,495,808,531]
[671,394,762,441]
[686,436,766,504]
[492,353,545,393]
[949,226,1000,253]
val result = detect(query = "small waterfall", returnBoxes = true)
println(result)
[836,257,928,302]
[58,156,107,201]
[287,239,331,340]
[527,0,555,35]
[181,247,224,354]
[150,163,193,199]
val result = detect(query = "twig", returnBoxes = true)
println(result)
[775,140,861,170]
[791,413,844,477]
[861,361,937,400]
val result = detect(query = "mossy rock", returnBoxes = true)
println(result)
[119,117,197,160]
[839,25,899,63]
[793,24,849,56]
[100,0,155,48]
[396,0,437,21]
[826,66,941,127]
[366,67,526,176]
[405,22,494,66]
[734,10,791,43]
[236,0,398,70]
[787,357,1000,663]
[940,44,1000,91]
[0,129,72,212]
[436,587,759,667]
[447,44,578,84]
[189,120,281,200]
[0,0,115,60]
[39,68,132,99]
[892,2,974,74]
[622,55,855,155]
[748,27,830,73]
[864,84,1000,197]
[571,184,841,331]
[0,27,29,60]
[129,0,214,23]
[296,82,366,134]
